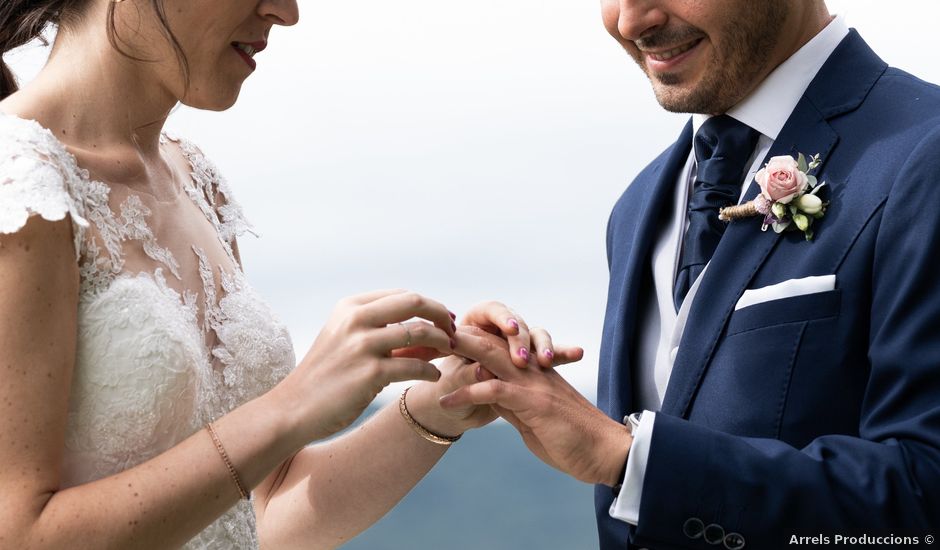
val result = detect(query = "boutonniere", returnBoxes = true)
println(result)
[720,153,828,240]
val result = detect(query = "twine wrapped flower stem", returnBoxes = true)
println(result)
[719,153,828,241]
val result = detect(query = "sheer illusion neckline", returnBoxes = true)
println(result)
[0,111,190,206]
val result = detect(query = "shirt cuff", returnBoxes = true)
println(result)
[608,411,656,525]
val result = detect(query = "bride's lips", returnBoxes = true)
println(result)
[231,40,267,71]
[642,37,704,73]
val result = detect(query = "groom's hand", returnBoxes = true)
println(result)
[441,328,632,486]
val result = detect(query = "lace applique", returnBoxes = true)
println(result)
[0,114,89,258]
[118,194,182,279]
[184,501,259,550]
[166,134,257,263]
[195,245,222,334]
[76,182,183,295]
[193,246,295,415]
[78,239,115,297]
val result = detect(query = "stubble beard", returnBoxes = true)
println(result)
[634,2,789,115]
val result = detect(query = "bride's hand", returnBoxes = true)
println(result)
[271,289,457,443]
[403,302,584,437]
[460,301,584,368]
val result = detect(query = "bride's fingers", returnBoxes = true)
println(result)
[460,301,533,368]
[460,301,521,336]
[452,330,519,381]
[550,345,584,366]
[373,321,454,356]
[390,346,447,362]
[448,357,486,389]
[501,315,531,368]
[476,364,497,382]
[529,328,555,368]
[380,358,442,384]
[463,301,534,368]
[344,288,408,306]
[358,292,456,337]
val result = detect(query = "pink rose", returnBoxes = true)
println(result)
[755,155,808,204]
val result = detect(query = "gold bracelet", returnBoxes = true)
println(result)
[205,422,250,500]
[399,387,461,446]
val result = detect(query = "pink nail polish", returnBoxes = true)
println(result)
[451,321,457,332]
[545,349,554,360]
[475,365,484,381]
[508,319,519,331]
[518,347,529,361]
[449,311,457,320]
[450,338,457,349]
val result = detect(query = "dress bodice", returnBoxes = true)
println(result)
[0,113,295,549]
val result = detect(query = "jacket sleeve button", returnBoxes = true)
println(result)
[704,523,725,545]
[682,517,705,539]
[724,532,746,550]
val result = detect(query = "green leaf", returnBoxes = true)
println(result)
[813,210,826,219]
[797,153,809,173]
[807,175,818,188]
[789,204,799,217]
[805,227,815,241]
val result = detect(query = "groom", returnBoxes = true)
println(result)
[443,0,940,548]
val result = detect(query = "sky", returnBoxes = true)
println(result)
[7,0,940,407]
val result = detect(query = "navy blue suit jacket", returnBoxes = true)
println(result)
[595,30,940,549]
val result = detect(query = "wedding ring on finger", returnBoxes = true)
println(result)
[398,322,412,348]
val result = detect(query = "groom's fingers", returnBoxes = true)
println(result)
[439,380,526,410]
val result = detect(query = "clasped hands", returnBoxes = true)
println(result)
[276,290,630,487]
[432,303,633,488]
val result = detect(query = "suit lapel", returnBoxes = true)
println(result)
[605,121,692,419]
[659,30,887,418]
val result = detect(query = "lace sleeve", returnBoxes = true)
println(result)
[0,115,89,259]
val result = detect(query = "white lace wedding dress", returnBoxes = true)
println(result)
[0,112,296,549]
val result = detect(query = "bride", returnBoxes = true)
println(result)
[0,1,581,548]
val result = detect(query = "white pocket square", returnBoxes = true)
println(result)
[735,275,836,311]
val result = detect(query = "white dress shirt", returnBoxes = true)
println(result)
[610,16,850,525]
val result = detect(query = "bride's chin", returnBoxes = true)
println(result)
[181,87,243,113]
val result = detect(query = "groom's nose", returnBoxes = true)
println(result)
[609,0,669,42]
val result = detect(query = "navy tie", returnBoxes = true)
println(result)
[673,115,760,311]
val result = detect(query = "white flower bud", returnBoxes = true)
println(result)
[796,194,823,215]
[794,213,811,231]
[771,202,787,219]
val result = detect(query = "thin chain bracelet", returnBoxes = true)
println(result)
[205,422,250,500]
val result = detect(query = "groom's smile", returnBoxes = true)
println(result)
[599,0,810,115]
[636,34,706,79]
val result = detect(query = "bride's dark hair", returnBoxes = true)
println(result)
[0,0,188,100]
